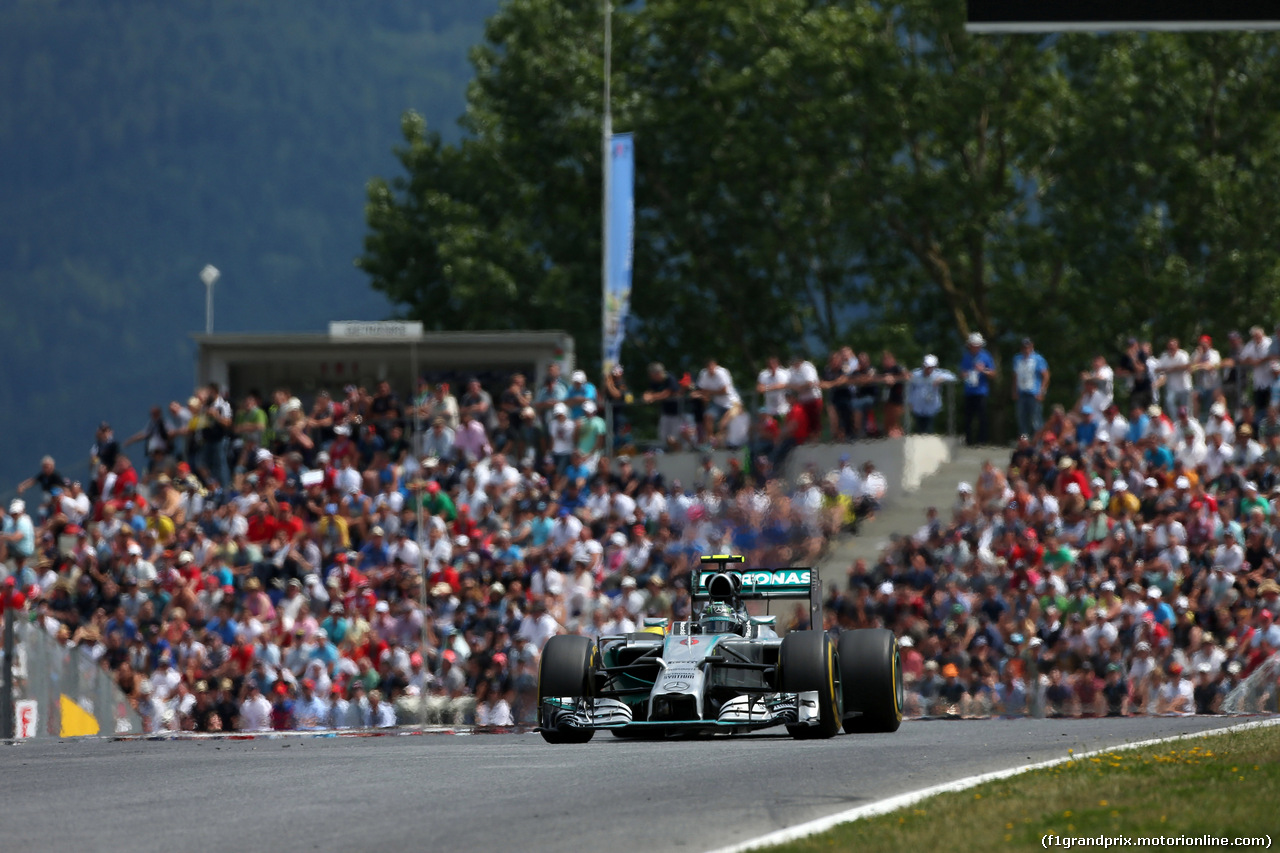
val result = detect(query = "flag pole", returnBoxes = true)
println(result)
[601,0,613,456]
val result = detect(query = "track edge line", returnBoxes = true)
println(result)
[704,716,1280,853]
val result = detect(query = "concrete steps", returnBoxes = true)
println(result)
[816,443,1003,582]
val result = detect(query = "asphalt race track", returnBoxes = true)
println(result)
[0,717,1257,853]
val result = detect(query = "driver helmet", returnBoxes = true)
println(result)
[701,602,743,635]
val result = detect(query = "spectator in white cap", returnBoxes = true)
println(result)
[619,575,645,617]
[548,402,576,475]
[565,369,597,419]
[960,332,995,445]
[1108,479,1139,517]
[907,354,955,435]
[575,398,607,473]
[1203,400,1235,444]
[2,498,35,571]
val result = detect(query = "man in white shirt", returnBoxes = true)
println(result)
[1190,335,1222,418]
[695,358,740,447]
[1240,326,1273,412]
[549,508,583,551]
[334,457,362,497]
[906,355,956,434]
[239,683,273,732]
[1172,408,1205,466]
[787,353,823,437]
[756,356,791,416]
[1214,528,1245,574]
[529,561,566,598]
[612,490,637,524]
[1156,664,1194,715]
[1080,355,1114,412]
[623,526,653,572]
[636,482,667,522]
[1203,401,1235,444]
[835,455,862,499]
[516,599,561,651]
[1202,433,1234,481]
[421,524,452,576]
[1155,338,1192,416]
[391,528,421,569]
[858,461,887,517]
[583,480,612,521]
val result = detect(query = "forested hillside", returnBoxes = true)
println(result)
[0,0,496,489]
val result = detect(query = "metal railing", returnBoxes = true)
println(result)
[11,621,141,738]
[604,381,957,454]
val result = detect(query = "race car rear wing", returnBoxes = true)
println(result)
[693,555,821,628]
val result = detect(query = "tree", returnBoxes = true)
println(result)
[360,0,1280,436]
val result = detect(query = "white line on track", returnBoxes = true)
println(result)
[705,717,1280,853]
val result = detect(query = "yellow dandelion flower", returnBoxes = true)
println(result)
[1005,835,1013,843]
[1063,811,1072,818]
[1098,800,1108,807]
[1005,823,1014,830]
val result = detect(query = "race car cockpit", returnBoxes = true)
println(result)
[698,601,748,635]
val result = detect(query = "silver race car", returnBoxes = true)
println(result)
[537,555,902,742]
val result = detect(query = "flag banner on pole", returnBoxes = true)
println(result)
[603,132,634,373]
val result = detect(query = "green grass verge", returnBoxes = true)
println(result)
[763,724,1280,852]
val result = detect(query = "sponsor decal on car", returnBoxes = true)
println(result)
[697,569,811,589]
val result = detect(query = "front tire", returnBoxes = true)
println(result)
[838,629,903,733]
[779,630,841,739]
[538,635,597,743]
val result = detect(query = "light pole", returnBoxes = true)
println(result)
[200,264,220,335]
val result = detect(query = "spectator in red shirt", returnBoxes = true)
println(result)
[1054,456,1092,499]
[244,501,277,545]
[767,391,810,469]
[275,501,305,540]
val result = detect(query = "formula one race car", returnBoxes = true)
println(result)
[537,555,903,743]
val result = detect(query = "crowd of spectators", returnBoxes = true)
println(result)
[857,330,1280,717]
[636,348,954,458]
[2,368,888,733]
[8,328,1275,734]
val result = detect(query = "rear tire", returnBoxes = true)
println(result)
[779,630,840,739]
[538,635,597,744]
[838,629,903,733]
